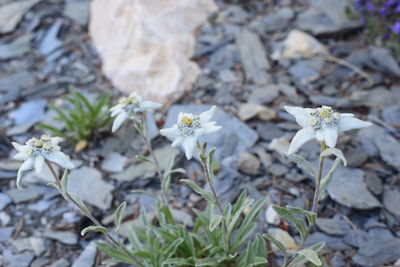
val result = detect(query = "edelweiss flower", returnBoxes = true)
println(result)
[12,135,74,189]
[110,92,162,132]
[285,106,372,155]
[160,106,222,160]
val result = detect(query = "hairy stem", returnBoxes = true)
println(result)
[199,144,232,266]
[286,143,326,266]
[45,160,144,267]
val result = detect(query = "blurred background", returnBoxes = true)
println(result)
[0,0,399,266]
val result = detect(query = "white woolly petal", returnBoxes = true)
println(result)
[322,126,339,148]
[171,136,184,147]
[110,106,123,117]
[17,158,34,189]
[51,137,64,146]
[177,112,185,121]
[12,142,24,152]
[14,152,28,161]
[315,130,324,142]
[34,154,45,174]
[139,101,162,111]
[287,127,316,155]
[182,135,197,160]
[112,112,129,132]
[45,151,75,169]
[160,125,181,138]
[284,106,312,128]
[129,92,142,101]
[339,113,354,118]
[202,122,222,134]
[338,117,373,132]
[200,105,217,122]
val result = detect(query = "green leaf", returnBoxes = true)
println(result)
[321,147,347,166]
[209,215,223,231]
[61,169,70,193]
[180,179,217,206]
[50,104,74,131]
[272,205,307,242]
[93,93,110,117]
[69,193,91,215]
[73,91,95,115]
[164,238,184,257]
[318,158,341,200]
[285,206,317,225]
[264,234,288,266]
[288,242,325,267]
[250,257,268,266]
[136,155,151,163]
[81,225,108,236]
[228,198,253,234]
[298,248,322,266]
[96,242,136,264]
[162,258,192,266]
[36,124,66,138]
[288,154,318,177]
[114,201,126,232]
[195,258,219,266]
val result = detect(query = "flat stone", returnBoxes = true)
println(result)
[67,166,114,209]
[296,0,361,35]
[365,173,383,195]
[50,258,70,267]
[383,187,400,217]
[327,166,381,210]
[101,152,129,172]
[0,71,36,92]
[338,87,399,108]
[43,229,78,245]
[6,186,43,204]
[238,103,274,121]
[0,193,12,209]
[382,106,400,124]
[38,20,63,62]
[268,228,297,250]
[257,122,284,141]
[30,237,46,256]
[370,47,400,77]
[305,232,350,250]
[8,99,47,126]
[346,146,368,167]
[164,105,258,161]
[112,146,180,181]
[248,84,280,104]
[289,61,320,83]
[262,8,294,32]
[11,238,32,252]
[0,211,11,225]
[265,205,281,225]
[72,241,97,267]
[0,227,14,241]
[269,163,288,176]
[352,236,400,267]
[237,152,260,175]
[315,218,344,236]
[0,34,32,59]
[5,252,35,267]
[358,126,400,170]
[235,29,270,84]
[64,0,90,26]
[0,0,40,34]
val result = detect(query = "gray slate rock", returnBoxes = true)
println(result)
[43,229,78,245]
[0,70,36,92]
[101,152,128,173]
[8,99,47,126]
[382,106,400,124]
[248,84,280,104]
[0,193,12,209]
[64,0,90,26]
[164,105,258,161]
[6,186,43,203]
[0,34,32,59]
[305,232,350,250]
[235,29,270,84]
[0,226,14,241]
[67,166,114,209]
[296,0,361,35]
[315,218,344,236]
[0,0,40,34]
[365,173,383,195]
[72,241,97,267]
[358,126,400,170]
[327,166,381,210]
[383,186,400,217]
[352,236,400,267]
[237,152,260,175]
[5,252,35,267]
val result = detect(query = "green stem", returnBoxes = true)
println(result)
[45,160,144,267]
[285,143,326,267]
[198,143,232,267]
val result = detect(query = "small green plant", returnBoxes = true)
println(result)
[38,90,112,151]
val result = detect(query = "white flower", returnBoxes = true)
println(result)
[284,106,373,155]
[12,135,75,189]
[160,106,222,160]
[110,92,162,132]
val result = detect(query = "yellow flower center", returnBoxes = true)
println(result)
[309,117,319,127]
[41,135,51,142]
[120,97,139,106]
[181,117,193,126]
[26,147,33,157]
[33,140,43,148]
[42,143,53,151]
[319,109,331,119]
